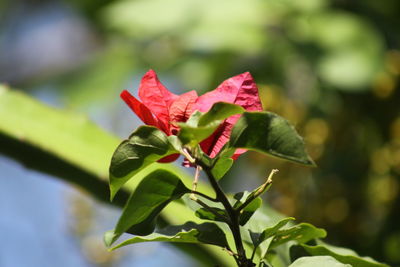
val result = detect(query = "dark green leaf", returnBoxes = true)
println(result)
[109,126,177,199]
[178,102,244,146]
[230,112,315,166]
[270,223,326,249]
[108,169,190,246]
[289,256,351,267]
[195,207,228,223]
[302,241,389,267]
[108,222,229,250]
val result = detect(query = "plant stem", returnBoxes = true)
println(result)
[196,160,254,267]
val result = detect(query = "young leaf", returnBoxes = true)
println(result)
[249,217,295,248]
[178,102,244,146]
[108,169,190,246]
[248,217,295,259]
[301,241,389,267]
[289,256,351,267]
[269,223,327,249]
[230,112,315,166]
[233,191,263,226]
[109,126,178,199]
[108,221,229,250]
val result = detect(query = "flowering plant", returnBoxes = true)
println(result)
[105,71,384,267]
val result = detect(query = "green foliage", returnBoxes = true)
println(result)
[288,256,351,267]
[302,241,390,267]
[178,102,244,146]
[195,207,228,223]
[233,191,263,226]
[109,126,178,199]
[249,217,295,257]
[270,223,327,249]
[108,169,190,245]
[230,111,315,166]
[107,221,229,250]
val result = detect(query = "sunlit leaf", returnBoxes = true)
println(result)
[289,256,351,267]
[107,221,229,250]
[109,126,178,199]
[302,241,389,267]
[270,223,327,249]
[108,169,190,245]
[230,112,315,166]
[178,102,244,146]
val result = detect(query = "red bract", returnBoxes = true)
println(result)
[121,70,263,163]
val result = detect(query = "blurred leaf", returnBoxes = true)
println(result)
[178,102,244,146]
[302,241,389,267]
[230,112,315,166]
[233,191,263,226]
[270,223,327,249]
[108,221,229,250]
[0,86,234,266]
[289,256,351,267]
[108,169,190,245]
[60,44,135,106]
[109,126,178,199]
[102,0,267,53]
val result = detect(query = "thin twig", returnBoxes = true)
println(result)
[236,169,279,212]
[191,191,217,202]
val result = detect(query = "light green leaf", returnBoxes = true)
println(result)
[230,111,315,166]
[211,157,233,180]
[302,241,389,267]
[289,256,351,267]
[0,87,234,267]
[248,217,295,259]
[250,217,295,247]
[270,223,327,249]
[178,102,244,146]
[109,169,190,245]
[109,126,178,199]
[108,221,229,250]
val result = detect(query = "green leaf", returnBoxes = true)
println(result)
[109,126,177,199]
[270,223,327,249]
[250,217,295,247]
[302,241,389,267]
[108,221,229,250]
[109,169,190,245]
[211,157,233,180]
[289,256,351,267]
[230,111,315,166]
[178,102,244,146]
[0,87,234,267]
[195,207,228,223]
[233,191,263,226]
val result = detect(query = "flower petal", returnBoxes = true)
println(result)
[138,70,178,131]
[197,72,263,158]
[169,90,198,135]
[120,90,159,127]
[157,153,180,163]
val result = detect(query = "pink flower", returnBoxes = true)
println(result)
[121,70,262,163]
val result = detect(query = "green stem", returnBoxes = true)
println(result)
[196,160,254,267]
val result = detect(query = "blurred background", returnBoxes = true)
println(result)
[0,0,399,266]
